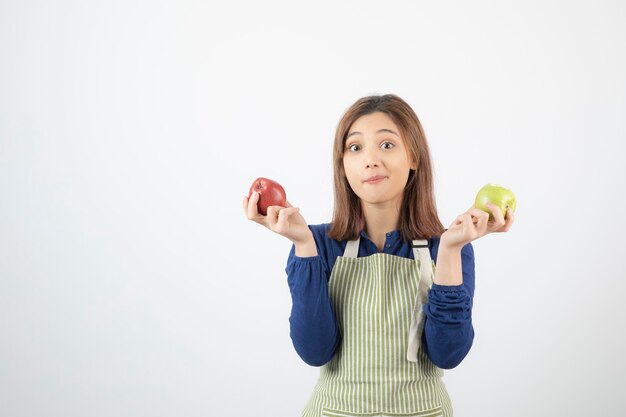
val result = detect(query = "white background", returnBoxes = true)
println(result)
[1,1,625,416]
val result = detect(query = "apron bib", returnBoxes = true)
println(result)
[302,238,453,417]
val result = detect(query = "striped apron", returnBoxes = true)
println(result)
[302,237,453,417]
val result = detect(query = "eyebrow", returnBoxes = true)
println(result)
[346,128,400,139]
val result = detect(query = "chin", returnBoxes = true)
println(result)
[359,194,393,205]
[360,189,405,205]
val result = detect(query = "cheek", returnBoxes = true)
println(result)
[342,158,354,178]
[342,160,360,189]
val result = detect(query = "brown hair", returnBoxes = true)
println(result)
[328,94,445,243]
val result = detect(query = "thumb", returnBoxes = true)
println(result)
[284,199,294,208]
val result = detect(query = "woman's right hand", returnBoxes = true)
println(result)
[243,192,313,245]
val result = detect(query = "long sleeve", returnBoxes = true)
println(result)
[422,242,475,369]
[285,243,340,366]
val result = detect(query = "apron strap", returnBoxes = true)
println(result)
[343,238,360,258]
[407,239,434,362]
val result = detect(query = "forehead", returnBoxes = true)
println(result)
[348,111,399,134]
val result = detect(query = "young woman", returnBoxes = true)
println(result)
[243,94,514,417]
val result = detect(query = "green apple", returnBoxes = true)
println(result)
[474,183,516,221]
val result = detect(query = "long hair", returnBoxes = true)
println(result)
[328,94,445,242]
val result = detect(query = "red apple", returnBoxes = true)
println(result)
[248,177,287,216]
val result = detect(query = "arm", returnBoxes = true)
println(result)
[422,242,475,369]
[285,236,340,367]
[423,201,514,368]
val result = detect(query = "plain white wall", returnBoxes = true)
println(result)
[1,1,625,416]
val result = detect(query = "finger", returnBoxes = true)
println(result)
[486,203,506,230]
[467,207,489,223]
[502,207,515,232]
[246,192,263,220]
[462,212,481,241]
[507,207,515,222]
[468,208,489,235]
[284,199,294,208]
[265,205,282,228]
[462,208,488,237]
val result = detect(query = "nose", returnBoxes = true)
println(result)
[365,152,381,168]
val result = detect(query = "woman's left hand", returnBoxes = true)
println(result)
[440,203,515,249]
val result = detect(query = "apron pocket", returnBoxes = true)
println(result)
[321,405,443,417]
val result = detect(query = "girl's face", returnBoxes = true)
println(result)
[343,111,417,208]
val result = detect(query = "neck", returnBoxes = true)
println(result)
[362,200,401,250]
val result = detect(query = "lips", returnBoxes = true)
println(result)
[364,175,387,183]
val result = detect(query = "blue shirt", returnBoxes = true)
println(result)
[285,223,475,369]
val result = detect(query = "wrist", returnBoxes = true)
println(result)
[438,241,463,254]
[294,233,317,257]
[434,242,463,286]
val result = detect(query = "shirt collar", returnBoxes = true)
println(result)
[359,228,401,241]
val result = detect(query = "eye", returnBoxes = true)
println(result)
[347,143,360,152]
[381,141,395,150]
